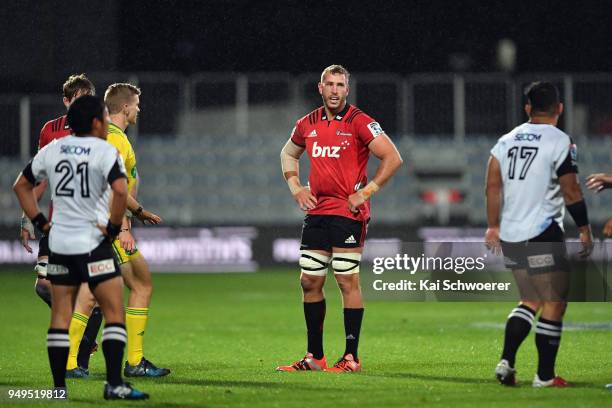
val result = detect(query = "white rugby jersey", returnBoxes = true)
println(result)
[24,135,126,254]
[490,123,577,242]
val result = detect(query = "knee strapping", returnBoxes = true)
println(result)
[331,253,361,274]
[299,250,330,276]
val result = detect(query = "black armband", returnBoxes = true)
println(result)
[31,213,49,234]
[22,162,37,185]
[566,200,589,227]
[131,206,143,217]
[106,220,122,240]
[107,159,127,184]
[556,151,578,177]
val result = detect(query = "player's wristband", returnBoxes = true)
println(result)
[566,200,589,227]
[287,176,305,195]
[132,206,144,216]
[359,181,380,200]
[31,213,49,234]
[106,220,122,240]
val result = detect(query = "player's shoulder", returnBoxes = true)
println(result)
[297,106,325,126]
[41,114,68,133]
[344,105,373,125]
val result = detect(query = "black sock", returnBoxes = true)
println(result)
[501,304,535,367]
[101,323,127,386]
[304,300,326,359]
[343,308,364,361]
[535,317,562,381]
[77,307,103,369]
[47,328,69,388]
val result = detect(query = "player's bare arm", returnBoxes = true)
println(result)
[127,194,162,225]
[485,155,502,254]
[585,173,612,192]
[348,134,403,213]
[559,172,593,257]
[98,177,129,238]
[281,138,316,211]
[13,175,51,234]
[19,180,49,251]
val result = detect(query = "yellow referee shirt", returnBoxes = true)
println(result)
[107,123,137,193]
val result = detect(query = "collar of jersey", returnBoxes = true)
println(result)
[321,103,351,121]
[108,122,126,135]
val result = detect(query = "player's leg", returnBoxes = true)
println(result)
[277,215,331,372]
[48,283,79,390]
[495,240,540,385]
[532,268,569,387]
[34,234,52,307]
[66,283,97,377]
[87,241,148,400]
[76,304,103,371]
[121,252,169,376]
[45,254,79,391]
[326,216,366,373]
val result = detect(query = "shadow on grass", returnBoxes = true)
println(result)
[161,377,337,392]
[363,372,603,389]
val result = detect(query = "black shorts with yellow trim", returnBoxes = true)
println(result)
[111,239,141,265]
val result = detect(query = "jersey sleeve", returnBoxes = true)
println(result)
[22,144,50,184]
[101,145,127,184]
[354,113,384,146]
[490,139,505,162]
[38,122,52,150]
[553,134,578,176]
[290,119,306,147]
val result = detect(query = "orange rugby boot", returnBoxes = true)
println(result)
[276,353,327,371]
[324,354,361,373]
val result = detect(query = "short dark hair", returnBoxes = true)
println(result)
[66,95,106,136]
[524,81,560,115]
[63,74,95,100]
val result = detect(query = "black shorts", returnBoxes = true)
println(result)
[300,215,368,251]
[47,239,121,287]
[501,222,569,274]
[38,234,50,258]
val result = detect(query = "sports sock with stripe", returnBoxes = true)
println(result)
[126,307,149,366]
[501,304,535,367]
[102,323,127,386]
[66,312,88,370]
[47,328,69,388]
[535,317,562,381]
[343,308,364,361]
[304,300,326,359]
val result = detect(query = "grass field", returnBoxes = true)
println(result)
[0,268,610,407]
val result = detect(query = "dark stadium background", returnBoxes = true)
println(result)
[1,0,611,273]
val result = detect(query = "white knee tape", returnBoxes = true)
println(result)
[331,253,361,274]
[299,250,330,276]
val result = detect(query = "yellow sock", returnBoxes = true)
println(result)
[126,307,149,366]
[66,312,88,370]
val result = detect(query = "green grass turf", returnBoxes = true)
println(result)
[0,268,610,407]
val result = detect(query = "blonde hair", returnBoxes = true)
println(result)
[320,64,350,84]
[104,83,141,114]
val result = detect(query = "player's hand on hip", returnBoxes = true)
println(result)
[586,173,612,192]
[484,227,501,255]
[119,230,136,252]
[20,228,34,253]
[603,219,612,237]
[137,209,162,225]
[578,226,594,258]
[294,187,317,212]
[348,191,366,214]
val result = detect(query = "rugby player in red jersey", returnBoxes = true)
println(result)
[277,65,403,372]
